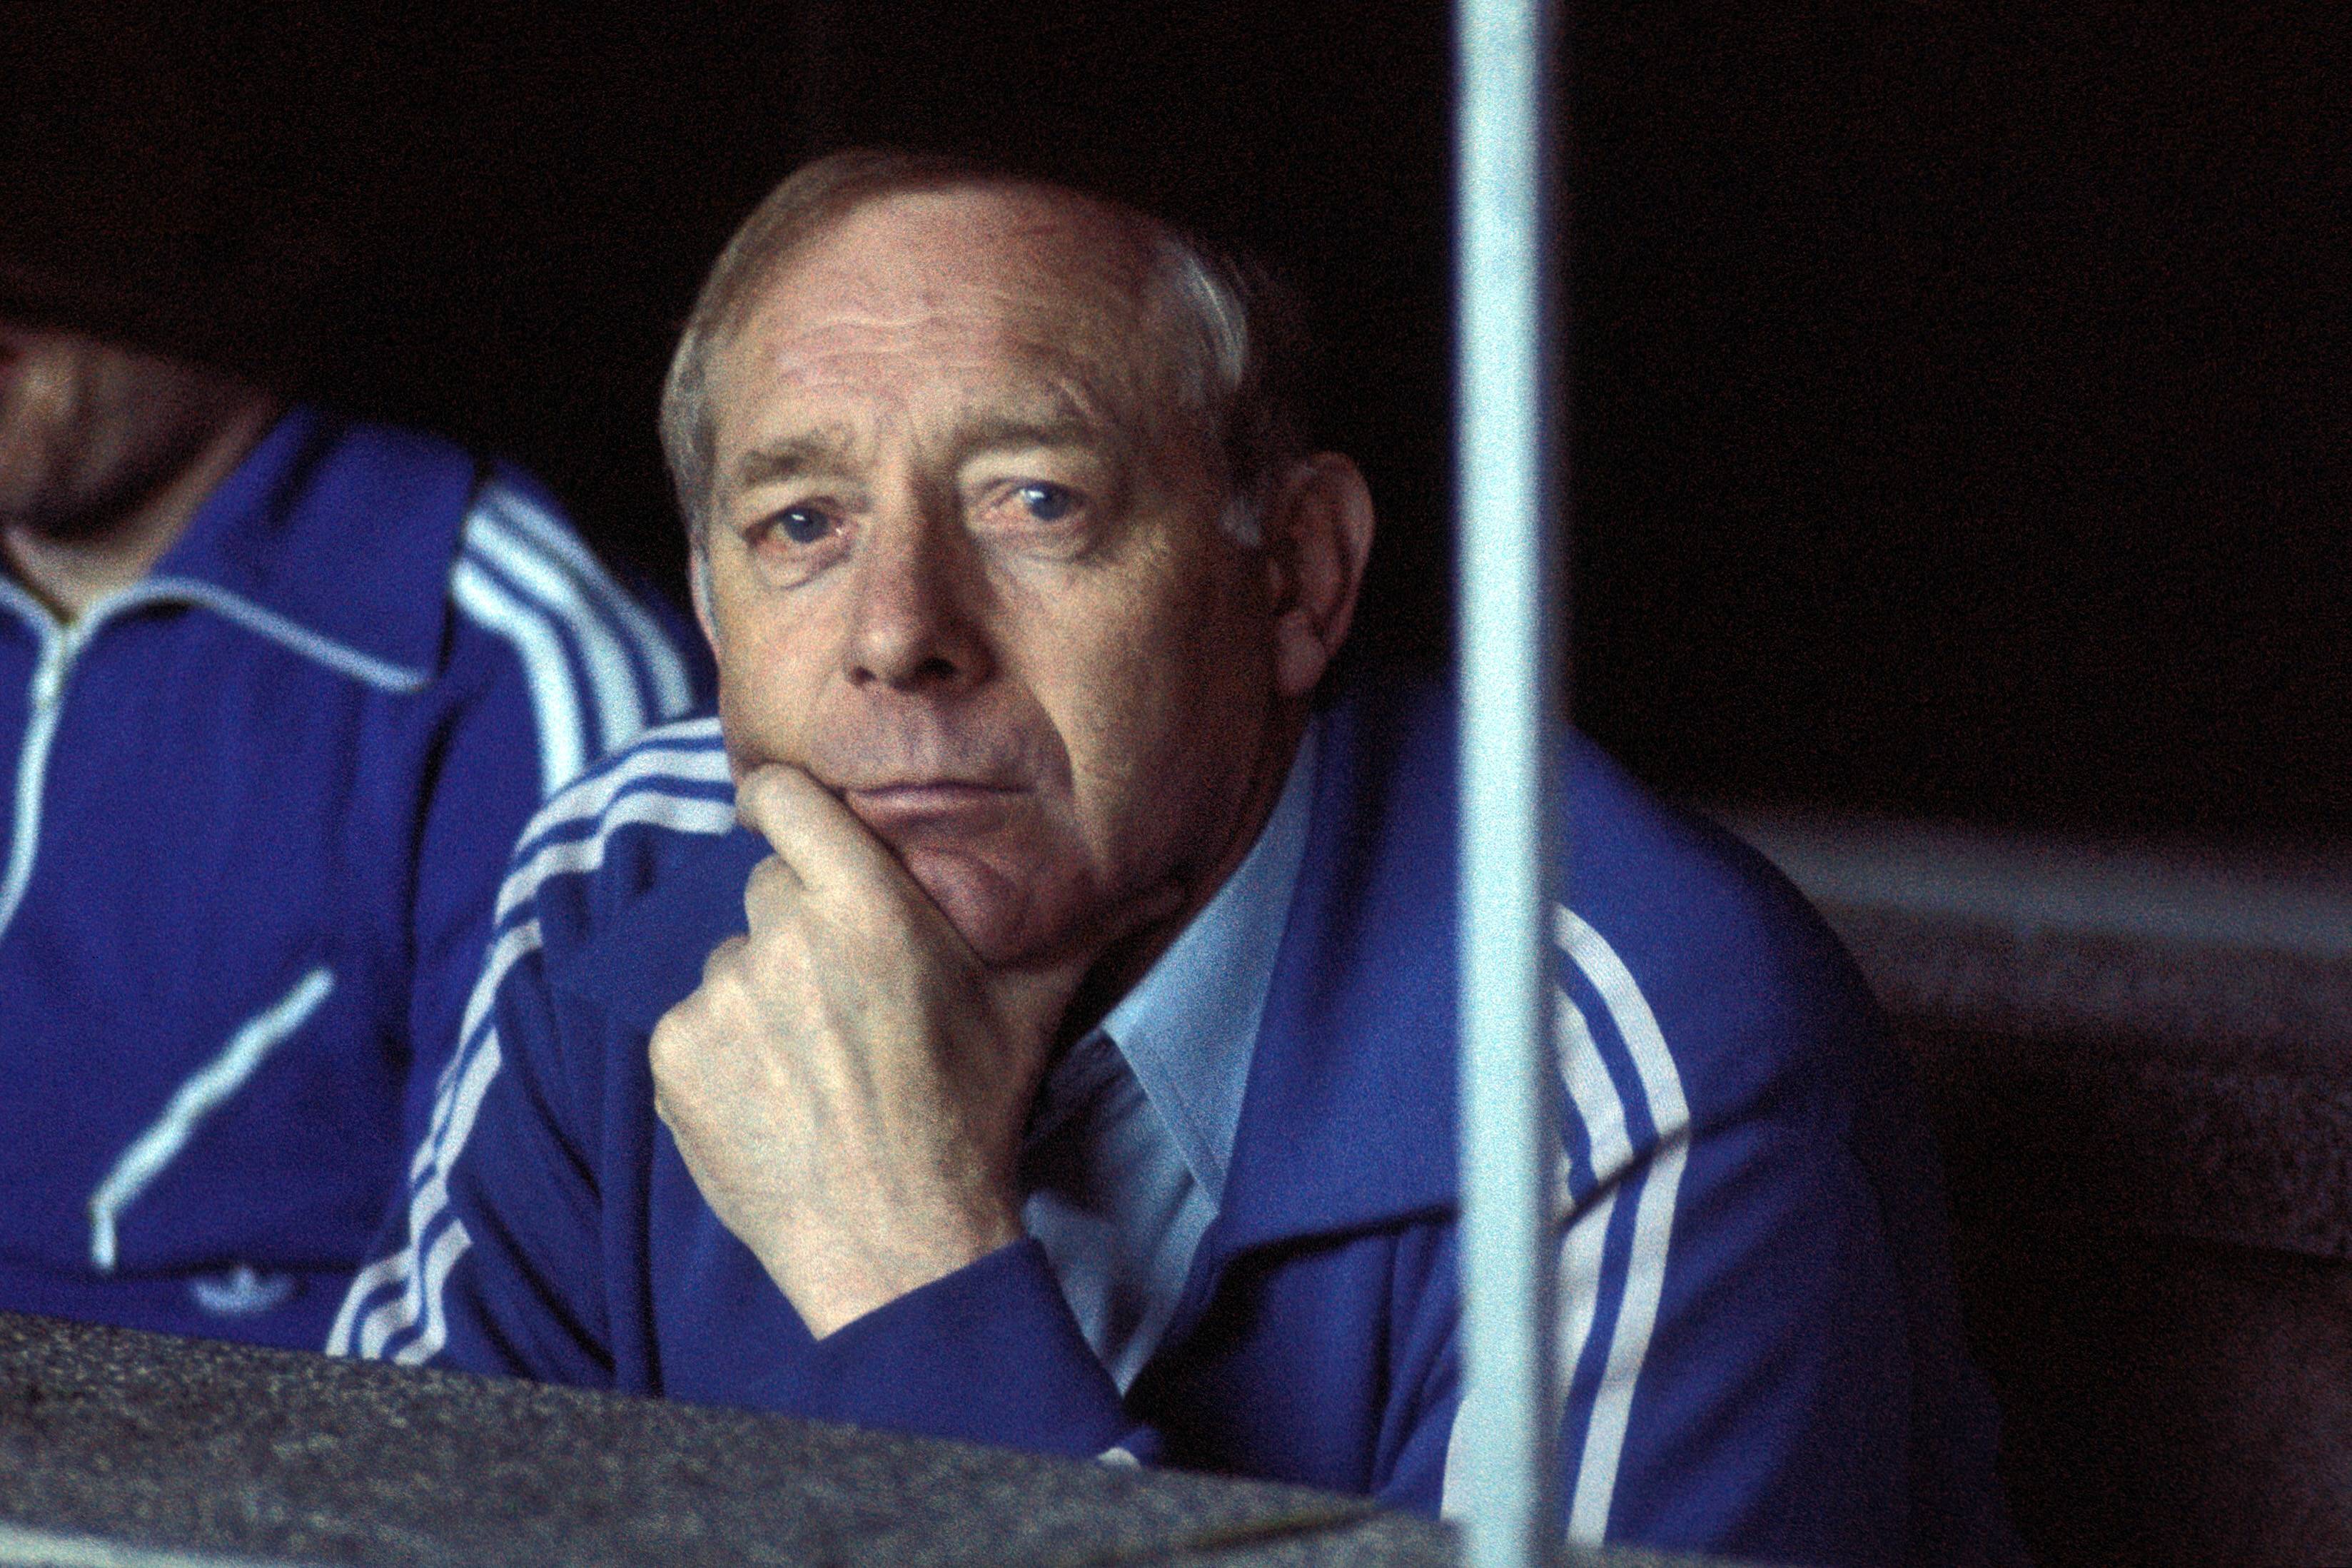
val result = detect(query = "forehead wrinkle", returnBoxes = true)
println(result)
[740,330,1141,460]
[740,278,1138,405]
[725,380,1126,492]
[802,186,1166,348]
[762,252,1149,355]
[721,184,1208,486]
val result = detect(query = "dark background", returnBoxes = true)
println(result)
[8,0,2346,839]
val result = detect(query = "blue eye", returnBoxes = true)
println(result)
[772,505,834,545]
[1017,483,1077,522]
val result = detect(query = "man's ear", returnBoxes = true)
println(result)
[1261,453,1376,698]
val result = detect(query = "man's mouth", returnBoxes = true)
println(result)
[842,781,1025,837]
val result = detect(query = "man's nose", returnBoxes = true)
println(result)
[842,506,992,692]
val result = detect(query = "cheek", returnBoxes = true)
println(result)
[0,355,77,457]
[1039,562,1274,866]
[707,582,827,767]
[0,360,124,517]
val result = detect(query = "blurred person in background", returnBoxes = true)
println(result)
[0,4,707,1345]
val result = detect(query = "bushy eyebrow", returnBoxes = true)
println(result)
[952,412,1115,462]
[732,432,859,490]
[726,393,1139,495]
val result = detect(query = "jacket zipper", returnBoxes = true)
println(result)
[0,575,433,951]
[0,615,94,945]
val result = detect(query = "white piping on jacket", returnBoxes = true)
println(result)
[461,507,646,755]
[450,557,587,796]
[137,579,430,692]
[88,966,336,1272]
[1439,908,1690,1545]
[1554,906,1690,1543]
[0,617,74,947]
[328,767,738,1362]
[479,486,697,721]
[0,575,429,950]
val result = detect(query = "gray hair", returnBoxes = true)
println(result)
[658,148,1308,549]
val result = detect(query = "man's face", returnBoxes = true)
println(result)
[695,186,1298,973]
[0,322,250,538]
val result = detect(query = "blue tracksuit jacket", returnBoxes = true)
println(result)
[336,678,2018,1566]
[0,406,705,1348]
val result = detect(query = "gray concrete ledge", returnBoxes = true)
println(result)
[0,1313,1722,1568]
[0,1312,1418,1567]
[1716,806,2352,1563]
[1718,807,2352,1063]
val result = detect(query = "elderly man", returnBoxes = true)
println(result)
[339,151,2017,1565]
[0,316,702,1346]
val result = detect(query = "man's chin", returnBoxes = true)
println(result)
[899,847,1041,968]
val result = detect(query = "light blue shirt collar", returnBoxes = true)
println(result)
[1083,719,1320,1203]
[1020,719,1321,1389]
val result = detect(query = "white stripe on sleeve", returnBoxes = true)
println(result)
[350,1021,508,1360]
[498,790,737,932]
[451,558,587,796]
[498,747,732,924]
[481,486,697,719]
[410,921,541,1183]
[328,764,741,1362]
[1435,906,1691,1545]
[463,508,646,755]
[395,1214,478,1366]
[1555,905,1691,1544]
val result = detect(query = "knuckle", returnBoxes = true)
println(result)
[701,934,746,988]
[647,1013,689,1082]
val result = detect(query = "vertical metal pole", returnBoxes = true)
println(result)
[1455,0,1561,1562]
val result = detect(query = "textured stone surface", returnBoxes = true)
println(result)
[1913,1021,2352,1260]
[0,1313,1408,1567]
[1719,809,2352,1261]
[1718,807,2352,1566]
[1831,904,2352,1073]
[0,1313,1715,1568]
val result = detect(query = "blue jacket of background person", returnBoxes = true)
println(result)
[336,674,2020,1567]
[0,405,707,1347]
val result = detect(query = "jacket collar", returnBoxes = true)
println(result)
[138,405,480,688]
[1066,720,1320,1204]
[1212,675,1465,1255]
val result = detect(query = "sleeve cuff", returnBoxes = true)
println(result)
[792,1237,1131,1457]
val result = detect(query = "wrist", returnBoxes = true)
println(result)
[774,1202,1027,1340]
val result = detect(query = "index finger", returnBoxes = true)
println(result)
[734,763,907,901]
